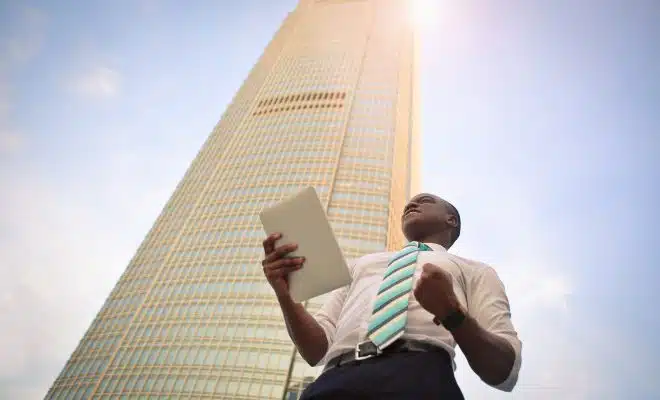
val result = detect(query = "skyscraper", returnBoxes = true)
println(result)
[46,0,420,398]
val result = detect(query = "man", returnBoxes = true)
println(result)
[261,193,522,399]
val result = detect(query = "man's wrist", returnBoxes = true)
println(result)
[276,292,301,307]
[276,291,292,304]
[433,299,467,331]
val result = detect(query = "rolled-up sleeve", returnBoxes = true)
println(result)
[313,285,348,352]
[312,261,353,363]
[468,266,522,392]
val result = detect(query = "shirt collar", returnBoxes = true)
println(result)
[423,242,448,253]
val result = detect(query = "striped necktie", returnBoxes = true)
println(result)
[366,241,432,349]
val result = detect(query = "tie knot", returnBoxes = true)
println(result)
[407,241,432,252]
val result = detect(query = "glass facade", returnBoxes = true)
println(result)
[46,0,419,398]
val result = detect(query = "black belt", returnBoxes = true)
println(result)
[323,339,449,373]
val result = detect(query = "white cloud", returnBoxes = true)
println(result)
[0,130,24,155]
[0,6,47,157]
[512,271,573,312]
[71,66,122,98]
[0,177,107,388]
[0,82,10,118]
[0,7,46,69]
[419,147,611,398]
[0,138,190,398]
[139,0,161,15]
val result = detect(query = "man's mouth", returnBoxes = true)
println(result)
[404,209,420,218]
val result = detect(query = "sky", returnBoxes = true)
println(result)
[0,0,658,399]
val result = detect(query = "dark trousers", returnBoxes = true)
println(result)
[300,351,465,400]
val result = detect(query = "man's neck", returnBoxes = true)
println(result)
[414,233,451,250]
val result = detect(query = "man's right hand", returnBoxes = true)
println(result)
[261,233,305,299]
[261,234,328,366]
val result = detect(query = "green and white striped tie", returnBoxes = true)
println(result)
[366,241,432,349]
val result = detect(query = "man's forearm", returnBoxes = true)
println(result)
[278,294,328,366]
[452,315,516,387]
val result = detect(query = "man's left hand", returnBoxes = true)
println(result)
[413,263,461,320]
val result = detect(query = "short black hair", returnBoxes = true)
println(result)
[445,202,461,246]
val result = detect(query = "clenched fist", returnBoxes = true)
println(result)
[413,263,462,321]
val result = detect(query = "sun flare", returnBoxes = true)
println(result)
[410,0,438,30]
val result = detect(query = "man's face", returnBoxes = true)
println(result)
[401,193,454,241]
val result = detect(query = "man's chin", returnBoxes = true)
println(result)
[402,220,425,241]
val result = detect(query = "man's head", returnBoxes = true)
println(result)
[401,193,461,249]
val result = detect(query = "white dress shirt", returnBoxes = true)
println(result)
[313,242,522,392]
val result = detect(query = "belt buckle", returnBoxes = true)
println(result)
[355,340,381,361]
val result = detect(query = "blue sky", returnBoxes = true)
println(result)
[1,0,658,398]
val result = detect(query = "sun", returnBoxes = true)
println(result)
[410,0,438,30]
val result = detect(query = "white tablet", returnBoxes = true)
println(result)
[259,186,352,303]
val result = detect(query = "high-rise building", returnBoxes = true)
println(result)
[46,0,420,398]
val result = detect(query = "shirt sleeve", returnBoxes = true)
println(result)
[312,260,354,360]
[313,285,349,354]
[467,266,522,392]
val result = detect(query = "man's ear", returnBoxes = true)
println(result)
[446,214,458,229]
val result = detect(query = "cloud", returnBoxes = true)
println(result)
[138,0,161,15]
[0,7,47,68]
[0,6,47,156]
[0,175,93,390]
[0,170,144,398]
[510,270,573,312]
[0,131,24,155]
[420,144,612,398]
[0,128,195,398]
[71,66,122,98]
[0,81,10,116]
[424,162,651,399]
